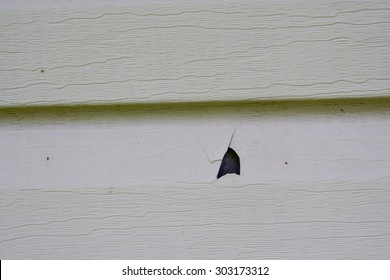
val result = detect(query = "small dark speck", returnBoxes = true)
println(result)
[340,108,345,113]
[41,69,44,73]
[47,157,49,161]
[285,161,288,165]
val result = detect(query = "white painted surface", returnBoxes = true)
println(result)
[1,0,390,106]
[1,100,390,259]
[1,0,390,259]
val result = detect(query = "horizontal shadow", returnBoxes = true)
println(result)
[0,97,390,124]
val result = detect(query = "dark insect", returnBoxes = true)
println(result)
[217,148,240,179]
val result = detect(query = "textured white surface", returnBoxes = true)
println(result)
[1,100,390,259]
[1,0,390,106]
[1,0,390,260]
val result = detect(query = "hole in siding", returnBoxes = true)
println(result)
[216,129,240,179]
[217,147,240,179]
[40,69,44,73]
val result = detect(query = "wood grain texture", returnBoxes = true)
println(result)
[1,99,390,259]
[1,0,390,107]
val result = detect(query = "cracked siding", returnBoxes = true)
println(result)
[1,100,390,259]
[1,0,390,259]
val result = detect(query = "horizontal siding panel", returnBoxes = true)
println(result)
[1,99,390,258]
[1,0,390,107]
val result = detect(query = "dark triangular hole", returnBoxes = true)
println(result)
[217,147,240,179]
